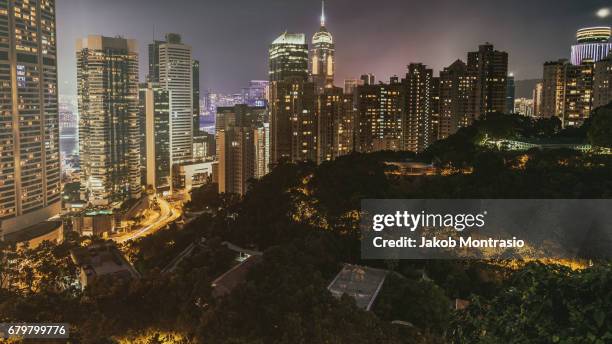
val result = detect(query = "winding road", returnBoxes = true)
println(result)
[113,198,180,243]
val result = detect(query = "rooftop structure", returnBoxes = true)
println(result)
[576,27,611,43]
[211,255,262,298]
[272,32,306,45]
[571,27,612,65]
[2,221,63,249]
[327,264,388,311]
[71,243,139,288]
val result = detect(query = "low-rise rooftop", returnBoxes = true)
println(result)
[328,264,388,311]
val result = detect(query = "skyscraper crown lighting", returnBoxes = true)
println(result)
[571,27,612,66]
[272,32,306,45]
[576,27,611,43]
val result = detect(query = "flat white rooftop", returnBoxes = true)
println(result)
[327,264,388,311]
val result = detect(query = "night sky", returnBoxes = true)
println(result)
[56,0,611,96]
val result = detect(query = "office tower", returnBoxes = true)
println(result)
[310,0,335,94]
[148,33,194,164]
[148,39,162,82]
[593,54,612,109]
[468,43,508,118]
[0,0,61,236]
[242,80,269,107]
[570,27,612,66]
[506,74,516,113]
[360,73,375,85]
[269,32,308,82]
[216,105,266,195]
[532,82,544,118]
[269,79,317,163]
[402,63,433,152]
[254,123,270,179]
[193,60,201,135]
[269,32,317,164]
[139,83,171,192]
[356,77,403,152]
[514,98,534,117]
[77,36,141,205]
[317,87,355,163]
[542,60,568,119]
[438,60,478,140]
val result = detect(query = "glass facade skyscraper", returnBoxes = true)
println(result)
[77,36,141,206]
[310,0,335,94]
[0,0,61,236]
[140,82,171,192]
[268,32,308,82]
[149,33,194,164]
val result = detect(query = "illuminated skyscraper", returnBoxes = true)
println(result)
[468,43,508,118]
[438,60,478,139]
[506,74,516,113]
[541,59,594,127]
[269,32,308,82]
[0,0,61,236]
[542,59,568,119]
[402,63,433,152]
[593,54,612,109]
[571,27,612,66]
[254,123,270,179]
[269,78,317,163]
[148,33,194,164]
[310,0,335,94]
[514,98,534,117]
[216,105,266,195]
[532,82,544,118]
[77,36,141,205]
[356,78,403,152]
[430,76,441,142]
[563,60,594,127]
[139,82,171,192]
[193,59,200,136]
[317,86,355,163]
[269,32,317,164]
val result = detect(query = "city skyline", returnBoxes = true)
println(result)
[56,0,611,96]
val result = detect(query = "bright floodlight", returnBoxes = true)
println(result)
[597,8,610,18]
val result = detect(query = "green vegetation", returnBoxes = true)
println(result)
[587,103,612,149]
[449,263,612,344]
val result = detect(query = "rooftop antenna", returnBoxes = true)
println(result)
[321,0,326,27]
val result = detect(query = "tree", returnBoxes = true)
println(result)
[588,104,612,148]
[374,274,451,336]
[448,263,612,343]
